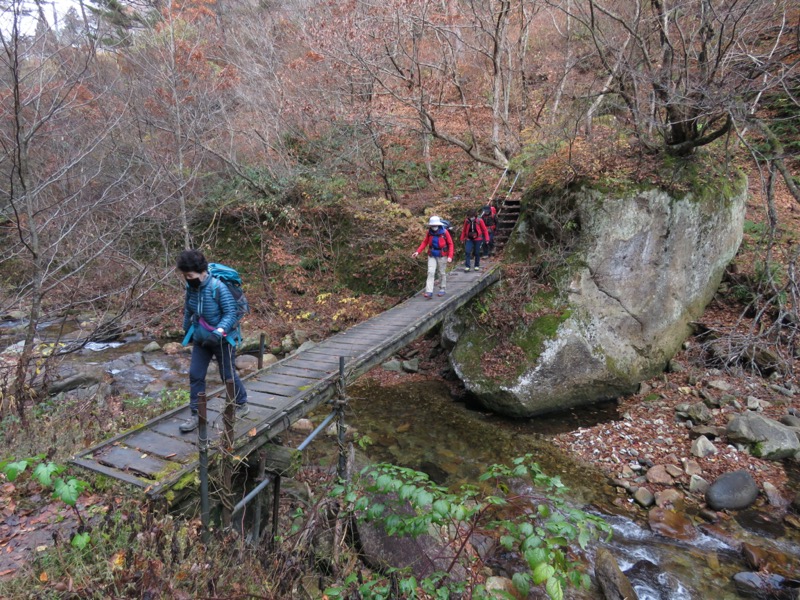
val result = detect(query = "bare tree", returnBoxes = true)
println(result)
[305,0,542,172]
[0,0,170,420]
[553,0,798,155]
[116,0,238,250]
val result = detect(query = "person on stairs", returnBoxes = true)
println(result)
[460,208,490,272]
[176,249,248,433]
[481,202,498,258]
[412,216,454,299]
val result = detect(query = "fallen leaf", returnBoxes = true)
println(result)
[110,551,125,570]
[0,568,16,577]
[248,427,257,437]
[140,454,148,459]
[39,571,48,582]
[35,546,48,552]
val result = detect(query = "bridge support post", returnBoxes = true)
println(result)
[249,451,268,544]
[336,356,348,481]
[221,379,236,528]
[198,392,210,544]
[270,474,281,551]
[258,333,266,369]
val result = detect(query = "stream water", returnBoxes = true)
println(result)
[320,378,800,600]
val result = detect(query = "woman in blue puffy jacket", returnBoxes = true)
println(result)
[177,249,248,433]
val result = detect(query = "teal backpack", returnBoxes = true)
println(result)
[181,263,250,347]
[207,263,250,327]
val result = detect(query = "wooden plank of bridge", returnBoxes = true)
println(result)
[70,263,501,498]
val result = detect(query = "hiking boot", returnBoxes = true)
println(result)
[464,267,471,272]
[474,265,481,271]
[437,289,446,297]
[236,403,250,418]
[179,413,199,433]
[423,292,433,299]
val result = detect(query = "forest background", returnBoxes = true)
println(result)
[0,0,798,596]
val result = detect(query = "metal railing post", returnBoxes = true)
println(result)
[221,379,236,528]
[250,451,268,544]
[336,356,347,481]
[270,474,281,551]
[198,392,210,543]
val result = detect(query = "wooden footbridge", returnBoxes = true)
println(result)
[71,263,501,500]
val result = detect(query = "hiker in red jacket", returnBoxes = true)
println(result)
[412,216,454,299]
[460,208,490,272]
[481,203,498,257]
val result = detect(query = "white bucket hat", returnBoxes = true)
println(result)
[428,216,444,227]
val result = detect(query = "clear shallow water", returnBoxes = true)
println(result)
[324,378,798,600]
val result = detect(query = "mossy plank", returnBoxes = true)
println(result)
[125,430,197,464]
[96,446,170,480]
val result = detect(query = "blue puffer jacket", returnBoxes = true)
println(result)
[182,276,240,346]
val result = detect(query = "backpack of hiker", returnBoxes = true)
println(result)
[482,205,497,229]
[465,215,480,240]
[428,223,450,257]
[207,262,250,328]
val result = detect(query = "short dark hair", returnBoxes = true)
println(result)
[176,249,208,273]
[466,208,477,218]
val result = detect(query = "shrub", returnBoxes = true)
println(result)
[326,455,612,599]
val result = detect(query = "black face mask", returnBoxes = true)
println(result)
[186,278,201,289]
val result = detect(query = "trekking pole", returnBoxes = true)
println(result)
[489,167,509,203]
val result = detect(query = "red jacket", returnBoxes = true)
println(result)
[416,227,454,259]
[460,217,490,242]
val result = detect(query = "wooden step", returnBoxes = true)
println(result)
[491,196,522,254]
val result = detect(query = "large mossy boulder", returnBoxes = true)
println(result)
[450,172,747,417]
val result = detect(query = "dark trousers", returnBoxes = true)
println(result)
[465,239,482,268]
[483,230,495,256]
[189,339,247,412]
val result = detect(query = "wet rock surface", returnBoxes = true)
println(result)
[594,548,638,600]
[706,470,760,511]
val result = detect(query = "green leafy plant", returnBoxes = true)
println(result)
[354,433,374,450]
[1,456,90,537]
[122,389,189,414]
[325,455,611,599]
[743,219,768,236]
